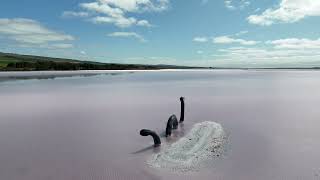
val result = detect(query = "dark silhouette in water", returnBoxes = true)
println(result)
[180,97,185,122]
[165,115,179,137]
[140,129,161,146]
[165,97,185,137]
[139,97,185,140]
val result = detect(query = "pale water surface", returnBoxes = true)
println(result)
[1,70,320,180]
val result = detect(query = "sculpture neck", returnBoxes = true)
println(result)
[140,129,161,146]
[180,98,185,122]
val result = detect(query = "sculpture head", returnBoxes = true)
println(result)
[166,115,178,137]
[140,129,161,146]
[179,97,185,123]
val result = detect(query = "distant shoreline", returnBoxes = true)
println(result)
[1,52,319,71]
[1,69,320,83]
[2,68,320,72]
[0,52,205,71]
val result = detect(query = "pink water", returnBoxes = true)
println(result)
[1,70,320,180]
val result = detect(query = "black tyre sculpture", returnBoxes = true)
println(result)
[165,115,179,137]
[140,129,161,146]
[179,97,185,123]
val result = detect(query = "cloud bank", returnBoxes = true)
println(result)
[108,31,146,42]
[248,0,320,25]
[66,0,169,28]
[213,36,259,45]
[0,18,74,49]
[224,0,250,10]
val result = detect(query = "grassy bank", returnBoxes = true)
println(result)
[0,52,203,71]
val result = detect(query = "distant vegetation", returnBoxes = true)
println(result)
[0,52,202,71]
[3,52,318,71]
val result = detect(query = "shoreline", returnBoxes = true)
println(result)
[1,68,320,82]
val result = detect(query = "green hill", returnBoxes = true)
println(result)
[0,52,202,71]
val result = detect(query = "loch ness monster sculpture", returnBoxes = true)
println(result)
[165,97,185,137]
[165,115,179,137]
[179,97,185,123]
[140,129,161,146]
[140,97,186,142]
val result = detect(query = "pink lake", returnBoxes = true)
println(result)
[1,70,320,180]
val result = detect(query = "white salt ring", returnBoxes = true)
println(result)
[149,121,225,171]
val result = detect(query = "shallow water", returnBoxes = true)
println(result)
[1,70,320,180]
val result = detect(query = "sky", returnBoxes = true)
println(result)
[0,0,320,68]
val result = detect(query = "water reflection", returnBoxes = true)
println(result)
[0,71,130,82]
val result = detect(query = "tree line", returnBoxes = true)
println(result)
[5,61,159,71]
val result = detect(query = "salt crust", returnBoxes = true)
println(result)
[148,121,226,172]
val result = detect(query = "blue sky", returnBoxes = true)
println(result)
[1,0,320,67]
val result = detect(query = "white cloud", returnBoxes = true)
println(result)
[254,8,261,13]
[92,16,151,28]
[248,0,320,26]
[266,38,320,49]
[80,50,87,55]
[197,50,204,54]
[224,0,250,10]
[193,37,208,43]
[80,2,124,18]
[49,43,74,49]
[98,0,148,12]
[213,36,259,45]
[98,0,169,12]
[137,20,152,27]
[241,0,251,8]
[194,31,254,45]
[235,30,248,36]
[91,16,138,28]
[108,31,146,42]
[216,46,320,65]
[77,0,168,28]
[224,0,235,10]
[0,18,74,48]
[62,11,90,18]
[210,37,320,67]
